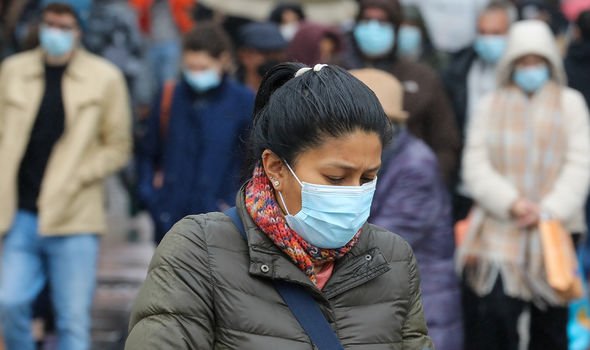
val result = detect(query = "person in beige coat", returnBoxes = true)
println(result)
[0,3,131,350]
[457,20,590,350]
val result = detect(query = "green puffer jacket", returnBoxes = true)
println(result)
[126,197,434,349]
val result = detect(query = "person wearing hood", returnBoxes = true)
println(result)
[458,20,590,350]
[443,0,517,222]
[137,22,254,244]
[337,0,460,187]
[351,68,464,350]
[286,22,343,66]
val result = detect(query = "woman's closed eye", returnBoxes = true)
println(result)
[361,176,375,185]
[325,176,345,185]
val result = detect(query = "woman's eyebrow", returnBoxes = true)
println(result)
[323,163,381,172]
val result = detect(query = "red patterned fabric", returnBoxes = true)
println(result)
[244,165,360,284]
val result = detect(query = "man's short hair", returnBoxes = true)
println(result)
[577,10,590,41]
[42,2,80,27]
[182,22,232,58]
[480,0,518,24]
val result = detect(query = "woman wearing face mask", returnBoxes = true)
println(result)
[126,62,434,349]
[136,22,254,244]
[269,2,306,42]
[397,5,447,71]
[336,0,460,187]
[458,20,590,350]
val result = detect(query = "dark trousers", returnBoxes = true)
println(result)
[462,277,568,350]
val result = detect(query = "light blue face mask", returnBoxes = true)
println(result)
[353,20,395,58]
[183,69,222,93]
[397,25,422,58]
[473,35,507,64]
[278,162,377,249]
[513,64,550,94]
[39,26,75,57]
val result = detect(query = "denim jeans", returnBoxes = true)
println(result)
[147,40,181,86]
[0,211,99,350]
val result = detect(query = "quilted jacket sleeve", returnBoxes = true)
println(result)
[402,246,435,350]
[126,217,215,349]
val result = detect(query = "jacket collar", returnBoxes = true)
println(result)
[24,48,93,81]
[235,188,391,300]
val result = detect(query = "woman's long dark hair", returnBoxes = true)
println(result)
[244,62,393,176]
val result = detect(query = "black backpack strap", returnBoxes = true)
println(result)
[223,207,344,350]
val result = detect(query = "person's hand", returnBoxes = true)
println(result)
[510,198,529,218]
[510,198,540,229]
[516,202,539,228]
[153,170,164,189]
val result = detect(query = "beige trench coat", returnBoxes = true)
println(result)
[0,48,131,235]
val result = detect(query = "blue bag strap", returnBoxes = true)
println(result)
[224,207,345,350]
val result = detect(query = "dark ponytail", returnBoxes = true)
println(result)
[245,62,393,176]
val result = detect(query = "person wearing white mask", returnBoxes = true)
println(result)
[337,0,460,187]
[136,22,254,244]
[443,0,517,222]
[0,3,131,349]
[458,20,590,350]
[397,5,447,71]
[269,2,306,42]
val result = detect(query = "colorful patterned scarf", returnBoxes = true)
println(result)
[244,164,361,284]
[457,82,567,306]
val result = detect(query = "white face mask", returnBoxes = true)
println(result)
[278,161,377,249]
[280,22,299,41]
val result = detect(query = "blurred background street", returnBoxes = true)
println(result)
[1,0,590,349]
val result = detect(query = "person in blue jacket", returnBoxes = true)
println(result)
[137,22,254,244]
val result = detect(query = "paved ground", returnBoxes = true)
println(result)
[0,176,155,350]
[90,177,155,350]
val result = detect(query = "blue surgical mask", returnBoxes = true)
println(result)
[473,35,507,64]
[513,64,550,94]
[183,69,221,92]
[397,25,422,58]
[39,26,75,57]
[354,20,395,58]
[278,162,377,249]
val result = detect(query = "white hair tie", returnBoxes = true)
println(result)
[294,63,328,77]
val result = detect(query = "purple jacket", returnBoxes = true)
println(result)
[370,128,463,350]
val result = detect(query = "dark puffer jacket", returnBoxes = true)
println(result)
[126,195,434,349]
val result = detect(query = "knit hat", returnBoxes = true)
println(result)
[239,22,288,51]
[349,68,408,122]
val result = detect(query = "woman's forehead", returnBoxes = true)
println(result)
[293,130,382,170]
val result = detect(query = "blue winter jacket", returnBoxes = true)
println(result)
[137,77,254,241]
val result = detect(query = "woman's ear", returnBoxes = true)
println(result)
[261,150,286,190]
[219,51,233,73]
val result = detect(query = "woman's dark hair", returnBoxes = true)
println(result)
[354,0,402,62]
[182,21,232,58]
[43,3,80,27]
[269,3,306,24]
[246,62,393,175]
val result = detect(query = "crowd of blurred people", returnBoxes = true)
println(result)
[1,0,590,349]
